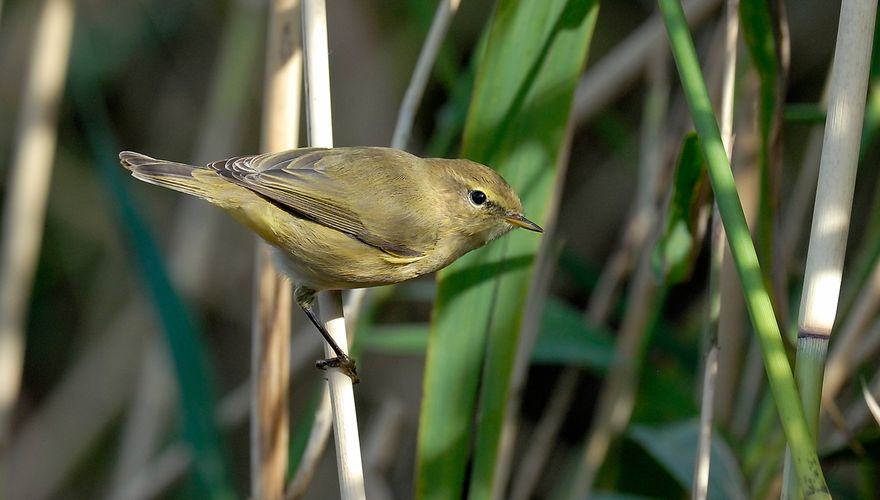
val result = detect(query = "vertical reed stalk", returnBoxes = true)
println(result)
[693,2,737,498]
[285,1,456,493]
[302,0,365,497]
[781,0,877,496]
[658,0,829,495]
[252,0,302,498]
[0,0,74,446]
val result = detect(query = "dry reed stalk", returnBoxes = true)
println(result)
[252,0,303,498]
[0,0,74,446]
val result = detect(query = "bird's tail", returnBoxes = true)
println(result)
[119,151,218,200]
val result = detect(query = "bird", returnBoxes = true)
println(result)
[120,146,542,382]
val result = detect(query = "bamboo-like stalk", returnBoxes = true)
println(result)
[693,2,737,498]
[391,0,461,150]
[0,0,74,447]
[252,0,302,498]
[781,0,877,496]
[657,0,829,495]
[301,1,365,497]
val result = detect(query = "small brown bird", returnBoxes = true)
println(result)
[120,147,542,381]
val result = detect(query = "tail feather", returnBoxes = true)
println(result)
[119,151,216,199]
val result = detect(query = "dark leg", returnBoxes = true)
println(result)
[294,287,359,383]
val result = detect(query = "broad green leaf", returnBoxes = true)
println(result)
[415,0,599,498]
[630,420,749,500]
[651,132,707,284]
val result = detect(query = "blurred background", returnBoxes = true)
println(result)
[1,0,877,498]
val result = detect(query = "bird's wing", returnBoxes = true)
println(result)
[210,148,429,259]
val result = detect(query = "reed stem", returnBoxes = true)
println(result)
[782,0,877,496]
[302,0,365,497]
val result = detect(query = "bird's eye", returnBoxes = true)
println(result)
[469,190,487,206]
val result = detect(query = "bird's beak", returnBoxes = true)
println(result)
[505,212,543,232]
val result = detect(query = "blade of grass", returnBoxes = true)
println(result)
[657,0,829,496]
[415,1,599,498]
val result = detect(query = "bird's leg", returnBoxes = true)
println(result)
[294,287,359,384]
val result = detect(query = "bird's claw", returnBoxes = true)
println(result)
[316,354,359,384]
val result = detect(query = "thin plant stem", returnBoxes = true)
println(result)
[693,1,737,497]
[782,0,877,496]
[0,0,74,446]
[391,0,461,150]
[252,0,302,498]
[658,0,829,495]
[301,0,365,497]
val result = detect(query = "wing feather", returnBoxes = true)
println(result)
[210,147,432,260]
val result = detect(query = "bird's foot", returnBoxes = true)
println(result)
[316,354,359,384]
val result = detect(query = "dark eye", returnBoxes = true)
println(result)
[469,190,487,206]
